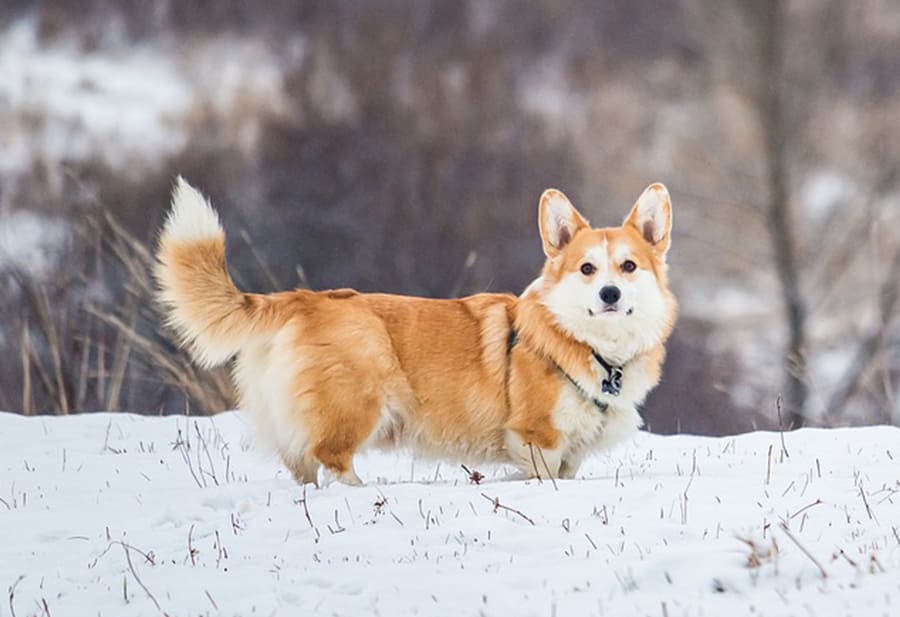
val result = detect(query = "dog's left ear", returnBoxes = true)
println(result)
[625,183,672,256]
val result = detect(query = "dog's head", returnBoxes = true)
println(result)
[532,184,676,363]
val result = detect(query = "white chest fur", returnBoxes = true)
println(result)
[551,358,652,459]
[552,384,642,459]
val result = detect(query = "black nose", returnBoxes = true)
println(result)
[599,285,621,305]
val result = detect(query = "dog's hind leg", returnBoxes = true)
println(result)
[308,393,381,487]
[283,453,320,487]
[321,464,363,487]
[313,447,364,486]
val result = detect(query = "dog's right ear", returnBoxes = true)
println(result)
[624,183,672,257]
[539,189,588,257]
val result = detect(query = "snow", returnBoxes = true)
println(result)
[0,16,288,276]
[0,18,287,176]
[0,210,68,276]
[800,171,854,221]
[1,411,898,616]
[0,19,191,174]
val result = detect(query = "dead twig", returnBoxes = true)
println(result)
[527,444,543,485]
[778,522,827,579]
[775,394,790,458]
[171,426,203,489]
[204,590,219,611]
[295,485,315,528]
[789,499,823,519]
[187,524,198,566]
[859,485,877,522]
[119,541,168,615]
[8,574,24,617]
[194,422,220,486]
[832,549,857,568]
[480,493,535,526]
[460,465,484,485]
[89,540,166,615]
[535,447,559,492]
[88,541,156,570]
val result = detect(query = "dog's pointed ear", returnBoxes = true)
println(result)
[625,183,672,256]
[539,189,588,257]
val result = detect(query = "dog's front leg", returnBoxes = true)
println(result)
[558,456,583,479]
[504,430,563,480]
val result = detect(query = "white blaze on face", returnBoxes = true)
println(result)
[542,238,668,363]
[583,242,610,279]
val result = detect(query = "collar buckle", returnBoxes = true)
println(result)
[602,366,623,396]
[593,352,624,397]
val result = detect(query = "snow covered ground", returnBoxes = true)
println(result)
[1,411,898,617]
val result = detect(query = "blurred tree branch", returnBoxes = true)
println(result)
[826,245,900,420]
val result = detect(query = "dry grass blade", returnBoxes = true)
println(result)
[106,303,137,411]
[87,306,232,412]
[8,574,24,617]
[778,522,827,579]
[480,493,535,526]
[39,284,70,415]
[116,542,168,616]
[240,229,282,292]
[11,271,72,414]
[20,321,32,416]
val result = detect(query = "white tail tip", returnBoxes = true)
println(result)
[163,176,222,243]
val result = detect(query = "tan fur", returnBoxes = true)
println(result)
[155,179,677,485]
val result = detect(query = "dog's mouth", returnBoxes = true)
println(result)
[588,306,634,317]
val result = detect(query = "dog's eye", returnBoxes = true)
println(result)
[580,263,595,276]
[622,260,637,273]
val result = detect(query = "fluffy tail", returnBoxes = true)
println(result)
[155,177,273,368]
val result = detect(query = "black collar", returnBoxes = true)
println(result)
[557,364,609,414]
[507,328,622,414]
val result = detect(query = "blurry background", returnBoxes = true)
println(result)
[1,0,898,433]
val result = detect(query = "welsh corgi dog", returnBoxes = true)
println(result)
[155,179,676,485]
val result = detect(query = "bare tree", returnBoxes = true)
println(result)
[753,0,807,428]
[687,0,899,426]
